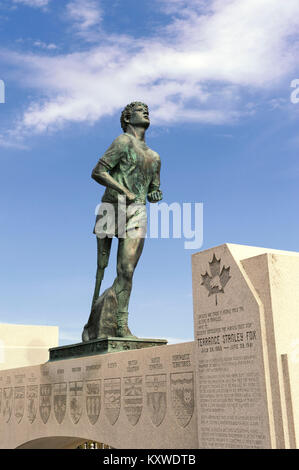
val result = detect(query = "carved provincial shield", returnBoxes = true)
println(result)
[170,372,194,428]
[3,387,13,423]
[14,386,25,423]
[86,379,101,425]
[69,381,84,424]
[39,384,52,424]
[27,385,38,424]
[145,374,167,427]
[54,383,67,424]
[123,376,143,426]
[104,378,121,425]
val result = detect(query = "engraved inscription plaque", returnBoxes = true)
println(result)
[193,246,272,448]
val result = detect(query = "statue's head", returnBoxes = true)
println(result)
[120,101,149,132]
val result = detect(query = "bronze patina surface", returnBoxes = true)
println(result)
[82,102,164,346]
[49,337,168,361]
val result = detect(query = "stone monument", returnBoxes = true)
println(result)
[0,244,299,448]
[192,243,299,449]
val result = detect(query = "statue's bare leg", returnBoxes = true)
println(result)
[113,233,145,337]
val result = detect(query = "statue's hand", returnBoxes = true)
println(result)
[147,190,163,203]
[125,190,136,203]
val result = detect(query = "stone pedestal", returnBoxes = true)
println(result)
[49,337,168,362]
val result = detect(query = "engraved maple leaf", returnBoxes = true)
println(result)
[201,254,231,304]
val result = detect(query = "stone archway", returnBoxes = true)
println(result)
[77,441,113,449]
[16,436,113,449]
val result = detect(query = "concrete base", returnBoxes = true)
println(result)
[49,337,168,361]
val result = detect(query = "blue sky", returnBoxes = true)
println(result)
[0,0,299,346]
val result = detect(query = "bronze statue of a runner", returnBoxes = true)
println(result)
[82,102,162,341]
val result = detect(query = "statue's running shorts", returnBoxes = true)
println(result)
[93,201,147,239]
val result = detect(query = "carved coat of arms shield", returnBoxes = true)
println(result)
[27,385,38,424]
[123,376,143,426]
[54,382,67,424]
[3,387,13,423]
[104,378,121,425]
[145,374,167,427]
[14,386,25,424]
[69,381,84,424]
[170,372,194,428]
[86,379,101,425]
[39,384,52,424]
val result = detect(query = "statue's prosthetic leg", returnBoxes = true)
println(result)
[91,236,112,309]
[82,236,113,341]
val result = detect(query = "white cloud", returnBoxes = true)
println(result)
[33,40,58,50]
[12,0,50,8]
[66,0,102,33]
[0,135,28,150]
[2,0,299,144]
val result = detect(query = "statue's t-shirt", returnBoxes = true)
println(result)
[92,133,161,205]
